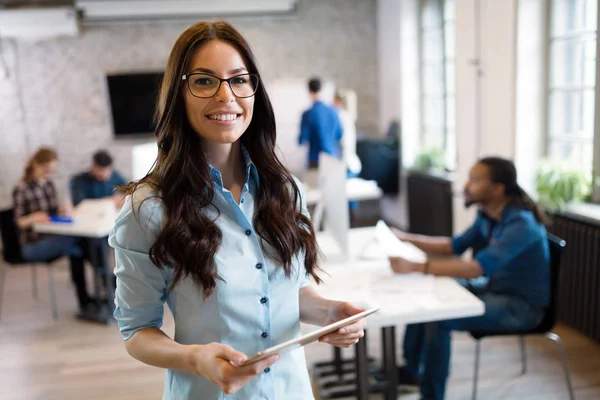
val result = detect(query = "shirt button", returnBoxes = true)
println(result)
[255,263,263,270]
[264,367,271,373]
[261,332,268,339]
[245,229,252,236]
[241,198,244,203]
[260,297,268,304]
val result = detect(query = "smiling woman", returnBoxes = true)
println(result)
[109,20,368,400]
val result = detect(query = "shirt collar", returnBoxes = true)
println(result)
[208,145,259,188]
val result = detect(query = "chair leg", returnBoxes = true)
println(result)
[0,261,6,321]
[472,339,481,400]
[545,332,575,400]
[31,264,38,300]
[47,264,58,321]
[519,335,527,375]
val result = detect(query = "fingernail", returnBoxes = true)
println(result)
[235,358,245,365]
[339,328,346,334]
[322,337,329,342]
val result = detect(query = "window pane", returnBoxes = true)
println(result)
[422,28,445,62]
[551,0,597,36]
[422,96,445,129]
[422,64,445,95]
[549,89,595,139]
[550,35,596,87]
[548,140,593,170]
[421,0,443,29]
[422,128,445,150]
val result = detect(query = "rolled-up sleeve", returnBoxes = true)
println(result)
[451,215,485,255]
[109,190,167,341]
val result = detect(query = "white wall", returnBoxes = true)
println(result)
[0,0,378,209]
[452,0,519,234]
[377,0,402,137]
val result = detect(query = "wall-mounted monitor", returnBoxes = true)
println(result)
[106,72,163,138]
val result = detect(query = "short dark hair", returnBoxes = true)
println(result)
[308,78,321,93]
[92,150,113,168]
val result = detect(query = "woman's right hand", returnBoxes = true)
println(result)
[189,343,280,395]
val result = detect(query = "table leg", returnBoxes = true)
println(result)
[382,326,399,400]
[355,329,369,399]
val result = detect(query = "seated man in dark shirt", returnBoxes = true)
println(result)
[70,150,127,208]
[70,150,126,309]
[389,157,550,400]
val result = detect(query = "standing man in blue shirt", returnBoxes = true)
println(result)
[70,150,127,208]
[388,157,550,400]
[298,77,343,168]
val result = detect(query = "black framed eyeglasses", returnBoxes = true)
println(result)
[181,72,260,99]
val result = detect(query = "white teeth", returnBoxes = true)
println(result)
[208,114,238,121]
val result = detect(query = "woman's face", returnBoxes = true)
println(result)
[34,160,57,181]
[183,40,255,145]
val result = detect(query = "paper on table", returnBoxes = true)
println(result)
[375,220,427,263]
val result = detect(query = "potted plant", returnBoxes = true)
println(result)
[410,146,446,173]
[535,158,593,212]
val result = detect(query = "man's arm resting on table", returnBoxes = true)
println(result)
[422,258,483,279]
[394,230,454,256]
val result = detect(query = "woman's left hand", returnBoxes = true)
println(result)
[318,301,366,348]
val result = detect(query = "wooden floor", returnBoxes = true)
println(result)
[1,260,600,400]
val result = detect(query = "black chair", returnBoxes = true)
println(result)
[469,233,574,400]
[0,208,62,321]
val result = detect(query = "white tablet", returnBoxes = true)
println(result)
[243,307,380,366]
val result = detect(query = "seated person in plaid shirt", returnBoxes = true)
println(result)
[12,147,95,316]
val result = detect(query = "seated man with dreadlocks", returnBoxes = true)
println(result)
[388,157,550,400]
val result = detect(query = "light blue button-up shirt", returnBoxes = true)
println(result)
[109,149,315,400]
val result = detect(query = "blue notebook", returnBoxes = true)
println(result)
[49,215,73,223]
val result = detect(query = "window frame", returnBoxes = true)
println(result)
[546,0,600,202]
[417,0,456,169]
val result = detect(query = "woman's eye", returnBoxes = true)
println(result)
[231,77,249,84]
[194,77,214,86]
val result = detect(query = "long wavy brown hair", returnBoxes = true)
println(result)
[124,21,321,297]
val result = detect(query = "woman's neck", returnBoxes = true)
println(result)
[203,141,245,188]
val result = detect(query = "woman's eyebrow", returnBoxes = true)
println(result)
[190,67,248,74]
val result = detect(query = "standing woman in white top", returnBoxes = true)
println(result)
[334,90,362,176]
[109,20,367,400]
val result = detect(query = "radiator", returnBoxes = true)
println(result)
[549,213,600,343]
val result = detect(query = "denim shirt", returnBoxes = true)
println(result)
[451,206,550,308]
[109,150,315,400]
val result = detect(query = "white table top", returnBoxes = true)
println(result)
[33,199,117,238]
[305,178,383,205]
[310,227,485,329]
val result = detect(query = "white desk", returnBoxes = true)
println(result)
[305,177,383,206]
[33,199,116,238]
[311,227,485,399]
[315,227,484,327]
[33,199,117,323]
